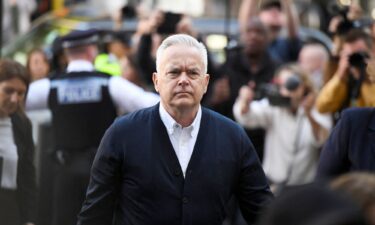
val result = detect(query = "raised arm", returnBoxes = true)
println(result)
[233,85,273,129]
[109,76,159,115]
[238,0,259,32]
[280,0,300,39]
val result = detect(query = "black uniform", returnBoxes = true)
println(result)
[49,71,117,225]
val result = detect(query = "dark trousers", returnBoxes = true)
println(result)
[0,189,20,225]
[52,150,95,225]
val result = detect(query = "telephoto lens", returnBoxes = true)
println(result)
[284,75,301,91]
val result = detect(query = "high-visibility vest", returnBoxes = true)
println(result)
[94,53,121,76]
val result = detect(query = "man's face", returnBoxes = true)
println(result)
[298,46,328,73]
[241,19,268,57]
[29,51,50,81]
[109,41,128,59]
[259,7,284,41]
[0,78,27,117]
[153,45,209,112]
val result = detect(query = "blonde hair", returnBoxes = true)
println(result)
[276,63,316,94]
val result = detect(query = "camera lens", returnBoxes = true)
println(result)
[285,75,301,91]
[348,52,369,68]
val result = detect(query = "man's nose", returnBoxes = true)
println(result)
[10,93,21,103]
[178,72,189,86]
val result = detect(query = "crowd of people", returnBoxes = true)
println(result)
[1,0,375,225]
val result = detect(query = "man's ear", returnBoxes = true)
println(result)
[152,72,159,93]
[204,74,210,93]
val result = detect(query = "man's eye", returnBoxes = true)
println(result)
[18,91,25,98]
[4,88,14,95]
[188,70,200,76]
[168,70,179,75]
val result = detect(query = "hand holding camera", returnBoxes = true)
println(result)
[336,46,370,81]
[156,11,183,34]
[136,10,165,35]
[238,82,255,115]
[302,92,316,114]
[366,58,375,83]
[336,48,352,80]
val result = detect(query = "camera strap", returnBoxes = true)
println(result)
[349,67,366,107]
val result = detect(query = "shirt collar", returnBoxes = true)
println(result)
[66,60,95,73]
[159,103,202,137]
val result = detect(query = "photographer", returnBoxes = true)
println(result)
[316,30,375,114]
[233,64,332,186]
[323,2,373,84]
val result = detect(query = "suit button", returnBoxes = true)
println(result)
[174,169,181,176]
[182,197,189,204]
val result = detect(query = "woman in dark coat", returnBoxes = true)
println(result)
[0,59,37,225]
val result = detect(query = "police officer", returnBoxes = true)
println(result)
[25,29,159,225]
[94,30,129,76]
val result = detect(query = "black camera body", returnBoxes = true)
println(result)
[328,4,374,35]
[157,12,182,34]
[348,51,369,68]
[257,75,303,107]
[258,84,291,107]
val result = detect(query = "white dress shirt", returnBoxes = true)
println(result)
[25,60,159,115]
[159,103,202,177]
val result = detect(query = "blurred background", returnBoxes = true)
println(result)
[2,0,375,65]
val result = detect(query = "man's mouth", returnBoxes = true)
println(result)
[175,91,191,95]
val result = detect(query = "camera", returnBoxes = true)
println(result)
[121,5,137,19]
[258,75,302,107]
[156,12,182,34]
[328,3,374,35]
[348,51,369,68]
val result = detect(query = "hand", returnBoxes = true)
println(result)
[138,10,163,34]
[302,92,316,114]
[210,77,230,105]
[336,48,351,80]
[328,16,343,35]
[238,82,255,114]
[366,58,375,83]
[176,16,197,37]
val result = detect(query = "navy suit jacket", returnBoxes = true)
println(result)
[317,108,375,178]
[77,104,273,225]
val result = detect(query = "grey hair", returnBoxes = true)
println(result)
[156,34,208,73]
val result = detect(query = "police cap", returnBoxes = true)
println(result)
[61,29,99,48]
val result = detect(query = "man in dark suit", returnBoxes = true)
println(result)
[77,34,273,225]
[317,107,375,179]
